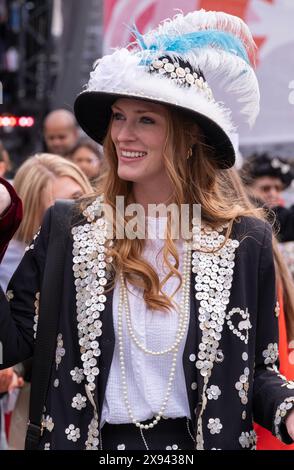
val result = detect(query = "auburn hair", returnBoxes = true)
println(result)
[222,167,294,341]
[81,105,265,312]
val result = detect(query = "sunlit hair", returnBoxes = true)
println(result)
[14,153,93,243]
[81,105,267,312]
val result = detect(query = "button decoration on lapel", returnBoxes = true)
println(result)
[226,307,252,344]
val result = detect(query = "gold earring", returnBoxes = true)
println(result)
[187,147,193,159]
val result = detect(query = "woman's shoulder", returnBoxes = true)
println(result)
[232,215,273,247]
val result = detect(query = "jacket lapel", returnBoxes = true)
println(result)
[96,288,115,415]
[182,267,200,429]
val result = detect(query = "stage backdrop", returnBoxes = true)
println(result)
[103,0,294,147]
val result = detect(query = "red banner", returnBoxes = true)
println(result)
[103,1,294,146]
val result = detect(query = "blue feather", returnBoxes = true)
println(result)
[131,27,249,64]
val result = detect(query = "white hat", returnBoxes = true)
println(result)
[74,9,260,169]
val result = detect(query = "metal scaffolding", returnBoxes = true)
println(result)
[51,0,103,110]
[17,0,54,114]
[0,0,103,168]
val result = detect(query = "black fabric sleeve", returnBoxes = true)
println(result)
[273,205,294,242]
[253,222,294,443]
[0,208,52,368]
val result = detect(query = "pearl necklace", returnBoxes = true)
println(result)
[117,241,192,430]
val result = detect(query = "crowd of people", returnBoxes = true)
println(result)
[0,8,294,451]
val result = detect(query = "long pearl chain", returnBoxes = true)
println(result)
[117,241,192,430]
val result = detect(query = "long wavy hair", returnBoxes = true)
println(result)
[222,167,294,341]
[82,105,265,312]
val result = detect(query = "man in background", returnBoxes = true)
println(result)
[241,152,294,242]
[43,109,79,157]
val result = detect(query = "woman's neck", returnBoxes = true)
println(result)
[132,182,173,214]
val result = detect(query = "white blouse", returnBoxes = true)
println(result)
[101,217,191,426]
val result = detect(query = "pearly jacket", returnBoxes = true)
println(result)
[0,200,294,450]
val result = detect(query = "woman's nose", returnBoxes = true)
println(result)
[117,122,136,141]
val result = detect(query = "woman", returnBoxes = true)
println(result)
[70,137,103,183]
[241,152,294,242]
[0,9,294,450]
[0,153,93,291]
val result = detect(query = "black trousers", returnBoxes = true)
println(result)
[100,417,196,450]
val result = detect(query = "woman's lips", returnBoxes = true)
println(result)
[118,153,147,163]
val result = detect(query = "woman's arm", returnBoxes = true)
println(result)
[253,222,294,443]
[0,208,51,368]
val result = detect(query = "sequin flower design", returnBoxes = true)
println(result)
[262,343,278,365]
[71,393,87,411]
[65,424,80,442]
[207,385,221,401]
[70,367,85,384]
[207,418,223,435]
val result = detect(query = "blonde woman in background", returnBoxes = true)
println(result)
[0,153,92,450]
[0,153,92,292]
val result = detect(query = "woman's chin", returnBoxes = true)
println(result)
[117,168,144,183]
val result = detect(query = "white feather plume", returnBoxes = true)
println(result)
[86,49,235,136]
[136,9,260,126]
[84,8,260,146]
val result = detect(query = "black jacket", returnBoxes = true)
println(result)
[0,206,294,450]
[273,205,294,242]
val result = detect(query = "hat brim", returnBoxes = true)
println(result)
[74,91,235,169]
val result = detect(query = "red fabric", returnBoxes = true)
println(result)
[255,287,294,450]
[4,413,11,437]
[0,177,23,262]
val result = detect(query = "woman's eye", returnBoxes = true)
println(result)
[112,112,124,120]
[140,116,154,124]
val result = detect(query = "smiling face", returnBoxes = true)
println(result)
[110,98,169,188]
